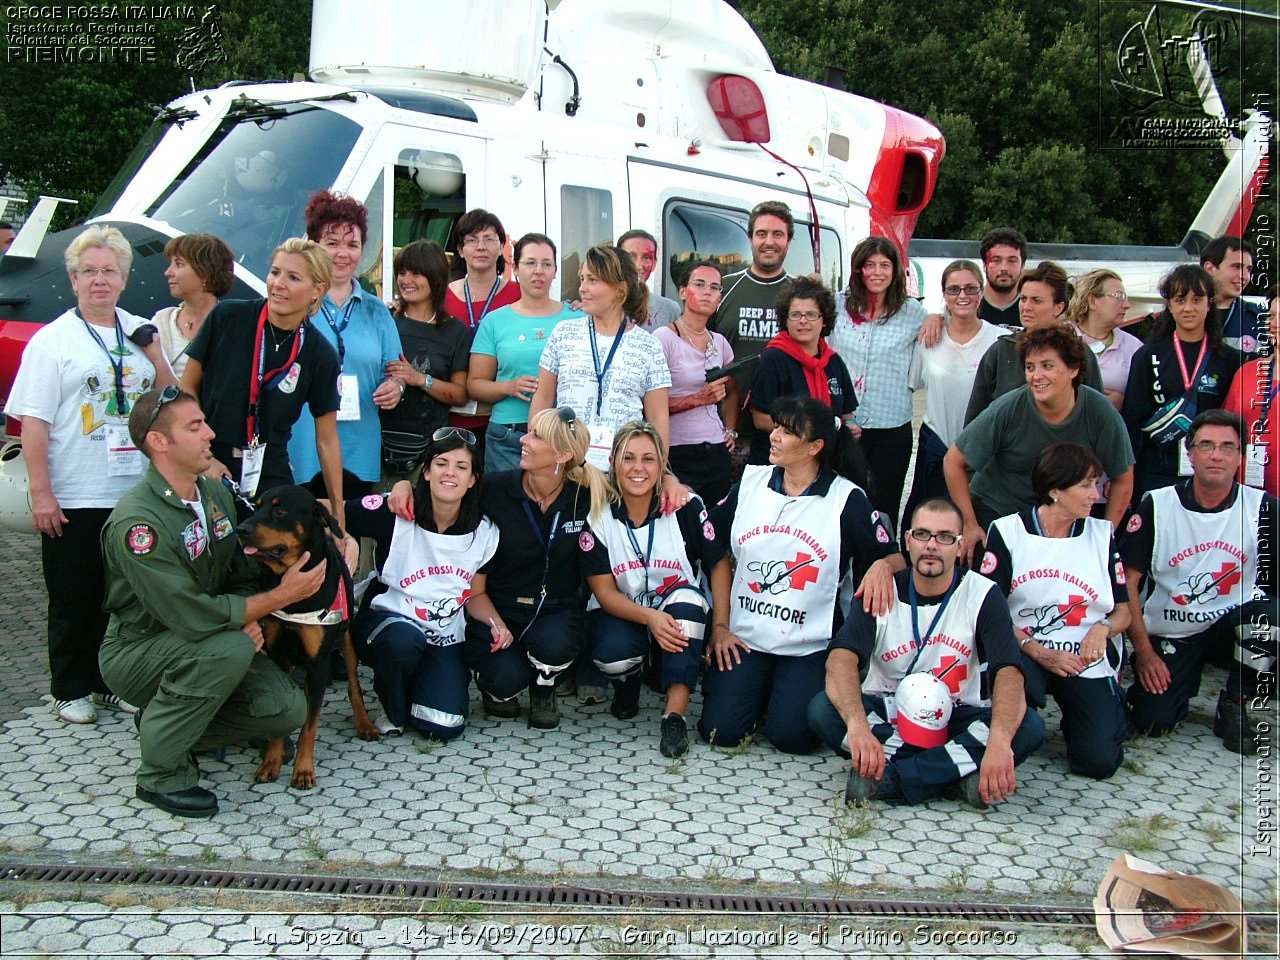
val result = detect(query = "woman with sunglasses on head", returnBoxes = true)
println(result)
[444,209,521,454]
[468,232,582,474]
[344,428,499,740]
[979,443,1130,779]
[389,406,613,729]
[181,238,345,526]
[152,233,235,378]
[529,245,673,480]
[289,190,404,501]
[580,422,722,757]
[828,237,928,531]
[700,397,897,754]
[379,240,471,480]
[655,260,739,508]
[1123,264,1243,498]
[1066,269,1142,411]
[902,260,1002,519]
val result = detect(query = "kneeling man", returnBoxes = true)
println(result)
[809,498,1044,807]
[99,388,322,817]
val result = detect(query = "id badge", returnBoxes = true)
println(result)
[449,399,479,416]
[585,424,615,471]
[105,424,143,476]
[240,442,266,497]
[1177,443,1194,476]
[337,373,360,421]
[1246,442,1268,488]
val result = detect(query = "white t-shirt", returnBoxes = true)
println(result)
[909,320,1003,446]
[539,317,671,430]
[4,309,158,508]
[152,305,194,378]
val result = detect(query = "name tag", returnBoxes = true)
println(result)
[1177,444,1194,477]
[1246,442,1267,488]
[240,442,265,497]
[450,399,480,416]
[585,424,615,472]
[337,373,360,421]
[105,424,144,477]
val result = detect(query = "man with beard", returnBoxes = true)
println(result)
[808,498,1044,807]
[978,228,1027,328]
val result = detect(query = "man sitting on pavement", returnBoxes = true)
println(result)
[98,387,321,818]
[808,498,1044,807]
[1120,409,1277,754]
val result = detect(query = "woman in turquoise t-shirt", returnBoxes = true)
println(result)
[468,232,582,473]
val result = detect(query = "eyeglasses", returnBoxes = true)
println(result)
[788,311,822,322]
[943,284,981,297]
[77,267,121,280]
[1100,290,1129,301]
[432,426,477,447]
[1189,440,1241,455]
[908,528,960,545]
[518,259,555,271]
[461,236,501,249]
[686,280,723,293]
[145,384,182,433]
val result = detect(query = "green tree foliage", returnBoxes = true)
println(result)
[733,0,1277,246]
[0,3,311,226]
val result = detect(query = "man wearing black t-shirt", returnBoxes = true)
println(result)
[977,228,1027,329]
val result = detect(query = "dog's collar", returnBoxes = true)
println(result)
[271,587,349,627]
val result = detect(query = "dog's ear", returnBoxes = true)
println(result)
[314,499,344,539]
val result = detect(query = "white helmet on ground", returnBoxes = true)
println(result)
[0,439,35,534]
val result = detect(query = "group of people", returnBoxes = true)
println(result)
[4,195,1274,818]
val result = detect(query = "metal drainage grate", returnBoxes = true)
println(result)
[0,861,1094,924]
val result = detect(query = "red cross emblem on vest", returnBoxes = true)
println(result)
[1058,595,1088,626]
[933,655,969,695]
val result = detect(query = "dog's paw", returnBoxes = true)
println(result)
[355,721,382,742]
[289,766,317,789]
[254,760,282,783]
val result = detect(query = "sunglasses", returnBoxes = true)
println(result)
[432,426,477,447]
[145,384,182,433]
[556,406,578,432]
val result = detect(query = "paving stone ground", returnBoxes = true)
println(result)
[0,515,1276,957]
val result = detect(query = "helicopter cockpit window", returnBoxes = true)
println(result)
[145,107,361,273]
[560,185,613,302]
[392,149,466,253]
[662,200,844,297]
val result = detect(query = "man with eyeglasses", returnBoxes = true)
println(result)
[1120,410,1277,755]
[809,498,1044,808]
[618,229,681,330]
[98,387,323,817]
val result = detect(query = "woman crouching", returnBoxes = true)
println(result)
[345,427,501,739]
[581,422,721,757]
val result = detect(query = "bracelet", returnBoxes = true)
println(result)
[1019,633,1033,647]
[723,428,738,440]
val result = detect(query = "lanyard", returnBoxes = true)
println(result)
[320,295,357,370]
[588,318,628,417]
[624,513,657,600]
[463,278,502,334]
[1172,334,1209,393]
[1257,358,1280,437]
[246,303,305,443]
[904,568,959,676]
[520,501,561,598]
[78,311,128,414]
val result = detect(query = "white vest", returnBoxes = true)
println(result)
[585,509,697,610]
[863,571,996,708]
[371,516,499,645]
[728,466,854,656]
[1146,484,1265,638]
[993,513,1119,680]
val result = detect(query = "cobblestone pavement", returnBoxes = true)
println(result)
[0,524,1276,957]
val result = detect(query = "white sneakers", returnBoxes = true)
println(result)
[54,697,96,724]
[372,708,402,737]
[54,692,139,724]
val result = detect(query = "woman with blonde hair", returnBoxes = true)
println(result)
[1066,268,1141,410]
[581,421,720,756]
[181,237,346,524]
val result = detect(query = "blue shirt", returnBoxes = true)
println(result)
[289,284,401,483]
[472,303,582,424]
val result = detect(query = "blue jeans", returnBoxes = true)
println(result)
[485,421,526,475]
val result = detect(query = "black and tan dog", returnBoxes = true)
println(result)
[237,485,379,788]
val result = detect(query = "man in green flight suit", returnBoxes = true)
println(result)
[99,387,324,818]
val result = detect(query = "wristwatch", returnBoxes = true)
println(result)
[723,428,738,440]
[423,373,435,390]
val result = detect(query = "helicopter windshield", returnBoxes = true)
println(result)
[145,105,362,274]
